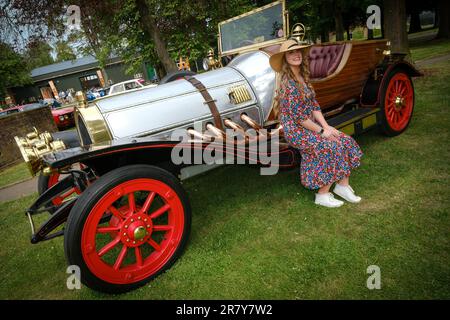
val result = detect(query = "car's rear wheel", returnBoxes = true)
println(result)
[380,70,414,136]
[64,164,191,293]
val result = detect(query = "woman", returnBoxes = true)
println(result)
[269,39,363,208]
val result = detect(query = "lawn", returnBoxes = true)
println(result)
[0,42,449,300]
[0,162,31,189]
[410,38,450,62]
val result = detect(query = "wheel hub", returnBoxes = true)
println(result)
[120,213,153,247]
[134,226,147,240]
[394,96,405,110]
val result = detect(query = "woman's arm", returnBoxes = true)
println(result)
[312,109,328,128]
[300,118,339,142]
[312,110,341,137]
[300,118,323,133]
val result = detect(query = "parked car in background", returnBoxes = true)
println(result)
[41,98,61,109]
[38,99,75,130]
[0,100,74,130]
[51,106,75,130]
[0,105,21,118]
[0,103,42,118]
[108,78,154,96]
[20,103,43,111]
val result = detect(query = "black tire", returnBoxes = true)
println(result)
[159,70,196,84]
[37,174,51,196]
[379,69,415,136]
[64,164,191,293]
[37,173,59,214]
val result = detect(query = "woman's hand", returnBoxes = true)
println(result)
[321,127,339,142]
[324,125,341,138]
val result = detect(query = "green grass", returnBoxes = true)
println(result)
[410,38,450,62]
[0,162,31,189]
[1,49,449,300]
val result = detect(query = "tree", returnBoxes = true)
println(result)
[55,40,76,62]
[135,0,177,74]
[383,0,409,55]
[436,0,450,38]
[0,42,31,99]
[0,0,65,50]
[406,0,435,34]
[107,0,255,78]
[24,39,54,69]
[334,0,345,41]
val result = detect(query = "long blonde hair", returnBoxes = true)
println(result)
[272,48,312,119]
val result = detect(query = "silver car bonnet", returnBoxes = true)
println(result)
[94,66,258,139]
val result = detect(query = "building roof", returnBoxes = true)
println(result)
[31,55,122,82]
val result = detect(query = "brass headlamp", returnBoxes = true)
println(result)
[14,127,66,176]
[203,48,222,71]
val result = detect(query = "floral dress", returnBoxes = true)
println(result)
[279,77,363,190]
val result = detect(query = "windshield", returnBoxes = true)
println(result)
[219,0,286,56]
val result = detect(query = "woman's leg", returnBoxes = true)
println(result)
[338,175,349,186]
[318,183,333,194]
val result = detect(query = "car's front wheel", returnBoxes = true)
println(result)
[64,164,191,293]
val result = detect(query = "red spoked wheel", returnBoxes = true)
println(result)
[64,165,191,293]
[380,71,415,136]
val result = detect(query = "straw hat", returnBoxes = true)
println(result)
[269,39,311,72]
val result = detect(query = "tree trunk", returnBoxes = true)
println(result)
[345,24,351,40]
[383,0,410,55]
[334,1,345,41]
[409,10,422,33]
[319,2,331,43]
[135,0,177,75]
[101,68,109,86]
[433,7,439,28]
[436,0,450,38]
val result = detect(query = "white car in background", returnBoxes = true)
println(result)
[108,79,156,96]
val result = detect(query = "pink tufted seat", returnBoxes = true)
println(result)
[309,44,346,79]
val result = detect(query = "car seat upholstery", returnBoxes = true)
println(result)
[309,44,346,79]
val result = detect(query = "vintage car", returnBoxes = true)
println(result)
[50,106,75,130]
[108,78,152,96]
[0,105,21,117]
[14,0,421,293]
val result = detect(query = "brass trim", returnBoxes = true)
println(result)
[228,84,252,104]
[14,128,67,176]
[218,0,287,57]
[75,104,112,145]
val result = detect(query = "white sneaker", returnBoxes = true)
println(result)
[315,192,344,208]
[333,184,362,203]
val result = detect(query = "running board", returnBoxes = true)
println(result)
[327,108,380,136]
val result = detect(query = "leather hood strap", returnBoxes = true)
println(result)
[184,75,224,131]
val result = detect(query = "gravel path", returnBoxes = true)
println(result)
[415,53,450,67]
[0,177,38,202]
